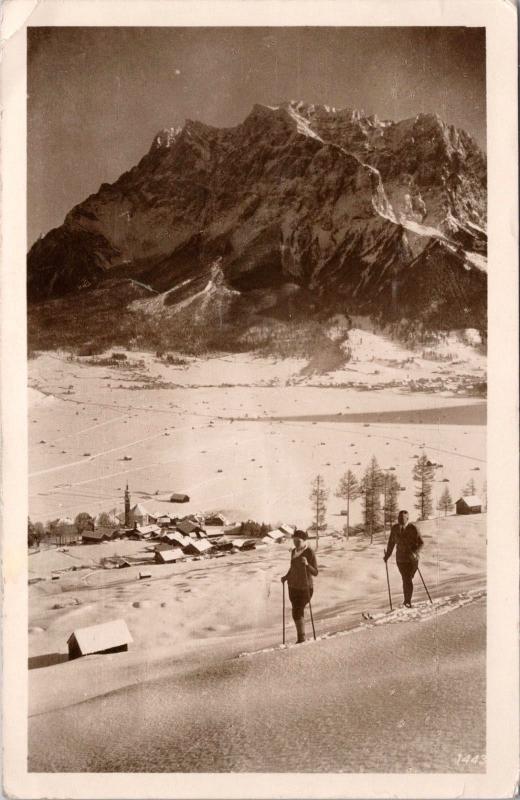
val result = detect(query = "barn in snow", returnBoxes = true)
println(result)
[455,495,482,515]
[67,619,133,660]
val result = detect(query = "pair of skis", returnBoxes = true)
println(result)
[364,555,432,618]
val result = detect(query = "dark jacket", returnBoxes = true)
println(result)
[385,522,423,563]
[284,547,318,591]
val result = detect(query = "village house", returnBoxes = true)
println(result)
[204,512,231,526]
[81,529,116,544]
[278,523,296,537]
[231,538,257,551]
[183,539,213,556]
[267,529,286,542]
[135,524,161,539]
[161,531,190,548]
[154,549,180,564]
[155,514,177,527]
[455,495,483,515]
[176,519,205,537]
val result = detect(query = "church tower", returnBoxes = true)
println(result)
[124,483,131,528]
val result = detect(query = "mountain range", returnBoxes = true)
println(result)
[28,101,487,344]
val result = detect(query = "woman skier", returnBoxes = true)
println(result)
[281,529,318,643]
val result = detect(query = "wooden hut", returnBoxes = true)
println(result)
[455,496,482,515]
[170,493,190,503]
[67,619,133,660]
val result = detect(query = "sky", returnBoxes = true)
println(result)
[28,26,486,245]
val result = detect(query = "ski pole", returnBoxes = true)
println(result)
[282,580,286,645]
[417,566,433,604]
[384,553,393,611]
[303,565,316,641]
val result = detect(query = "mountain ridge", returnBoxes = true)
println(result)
[27,101,487,344]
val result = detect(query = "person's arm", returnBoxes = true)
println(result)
[384,527,396,561]
[303,548,318,577]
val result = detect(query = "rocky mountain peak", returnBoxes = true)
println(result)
[150,126,182,151]
[28,101,487,339]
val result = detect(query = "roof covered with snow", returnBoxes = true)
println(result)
[457,495,482,506]
[67,619,133,654]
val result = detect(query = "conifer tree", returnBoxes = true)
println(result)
[383,472,400,528]
[336,469,360,539]
[437,485,454,516]
[361,456,383,543]
[310,474,328,550]
[412,454,435,520]
[463,478,477,496]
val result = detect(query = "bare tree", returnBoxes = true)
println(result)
[309,474,328,550]
[74,512,94,533]
[412,454,435,520]
[437,486,454,516]
[96,511,113,528]
[336,469,360,540]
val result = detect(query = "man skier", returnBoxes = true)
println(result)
[281,530,318,643]
[383,510,423,608]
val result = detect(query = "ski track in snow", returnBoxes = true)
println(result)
[238,588,486,658]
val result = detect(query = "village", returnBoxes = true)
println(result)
[28,482,299,559]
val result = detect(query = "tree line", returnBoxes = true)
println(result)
[309,456,486,548]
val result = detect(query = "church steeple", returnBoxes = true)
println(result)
[124,483,131,528]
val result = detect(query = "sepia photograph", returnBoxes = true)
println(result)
[1,1,518,798]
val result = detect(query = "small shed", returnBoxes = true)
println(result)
[170,493,190,503]
[67,619,133,660]
[279,524,295,537]
[267,529,285,542]
[455,495,482,515]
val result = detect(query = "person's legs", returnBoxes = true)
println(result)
[397,562,417,605]
[289,587,312,642]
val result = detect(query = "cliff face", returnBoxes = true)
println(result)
[28,101,486,329]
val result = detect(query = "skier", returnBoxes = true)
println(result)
[383,510,423,608]
[281,529,318,643]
